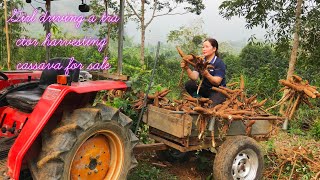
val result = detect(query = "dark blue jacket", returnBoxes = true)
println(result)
[199,56,226,89]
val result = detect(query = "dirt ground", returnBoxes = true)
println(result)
[131,131,320,180]
[133,150,214,180]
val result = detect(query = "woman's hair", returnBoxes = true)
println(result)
[204,38,219,57]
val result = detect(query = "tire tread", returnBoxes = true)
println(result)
[30,104,137,180]
[213,136,264,180]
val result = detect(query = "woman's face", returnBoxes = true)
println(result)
[202,41,216,57]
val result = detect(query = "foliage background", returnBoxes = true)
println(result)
[0,0,320,178]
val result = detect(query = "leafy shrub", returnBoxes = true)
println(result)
[311,119,320,140]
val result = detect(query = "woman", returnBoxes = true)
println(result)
[181,38,226,106]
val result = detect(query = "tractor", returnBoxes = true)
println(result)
[0,57,137,180]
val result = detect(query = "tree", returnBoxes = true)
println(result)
[287,0,302,80]
[167,19,207,55]
[82,0,120,57]
[0,0,24,69]
[126,0,205,65]
[297,1,320,83]
[219,0,319,79]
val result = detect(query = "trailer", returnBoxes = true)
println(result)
[135,104,285,180]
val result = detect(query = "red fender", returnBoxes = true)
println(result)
[0,71,41,90]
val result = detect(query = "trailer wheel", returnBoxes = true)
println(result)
[213,136,264,180]
[156,148,191,163]
[30,104,138,180]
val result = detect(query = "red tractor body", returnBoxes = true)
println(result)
[0,71,42,90]
[0,69,131,180]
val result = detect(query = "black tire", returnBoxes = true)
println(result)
[29,104,138,180]
[213,136,264,180]
[156,148,191,163]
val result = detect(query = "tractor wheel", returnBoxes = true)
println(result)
[30,104,138,180]
[213,136,264,180]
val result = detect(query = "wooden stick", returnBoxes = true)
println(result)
[277,161,287,180]
[154,92,159,107]
[279,103,285,115]
[288,76,295,83]
[216,101,232,113]
[176,46,186,57]
[211,131,216,147]
[162,97,169,103]
[219,86,240,93]
[183,58,196,67]
[176,47,196,66]
[289,94,301,119]
[302,98,314,108]
[247,94,258,104]
[219,114,243,120]
[212,87,231,99]
[266,91,293,111]
[197,78,204,95]
[303,88,316,98]
[195,114,201,126]
[199,97,210,103]
[240,75,245,101]
[253,99,268,108]
[152,162,167,168]
[247,116,286,120]
[278,90,295,105]
[240,75,245,90]
[134,101,143,108]
[278,86,288,92]
[245,120,256,136]
[212,104,222,113]
[285,94,295,117]
[292,75,302,82]
[305,86,318,94]
[227,82,239,87]
[233,104,239,110]
[296,152,320,166]
[228,110,255,116]
[159,90,171,97]
[184,96,198,103]
[258,107,270,115]
[193,106,211,114]
[289,153,297,180]
[159,88,169,95]
[279,80,304,91]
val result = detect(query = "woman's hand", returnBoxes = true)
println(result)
[180,61,189,70]
[201,69,210,77]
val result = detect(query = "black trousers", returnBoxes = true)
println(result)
[185,80,226,107]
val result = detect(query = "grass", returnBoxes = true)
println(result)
[128,161,177,180]
[260,129,320,179]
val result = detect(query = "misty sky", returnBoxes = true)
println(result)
[127,0,266,45]
[21,0,266,45]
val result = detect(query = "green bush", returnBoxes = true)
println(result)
[311,119,320,140]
